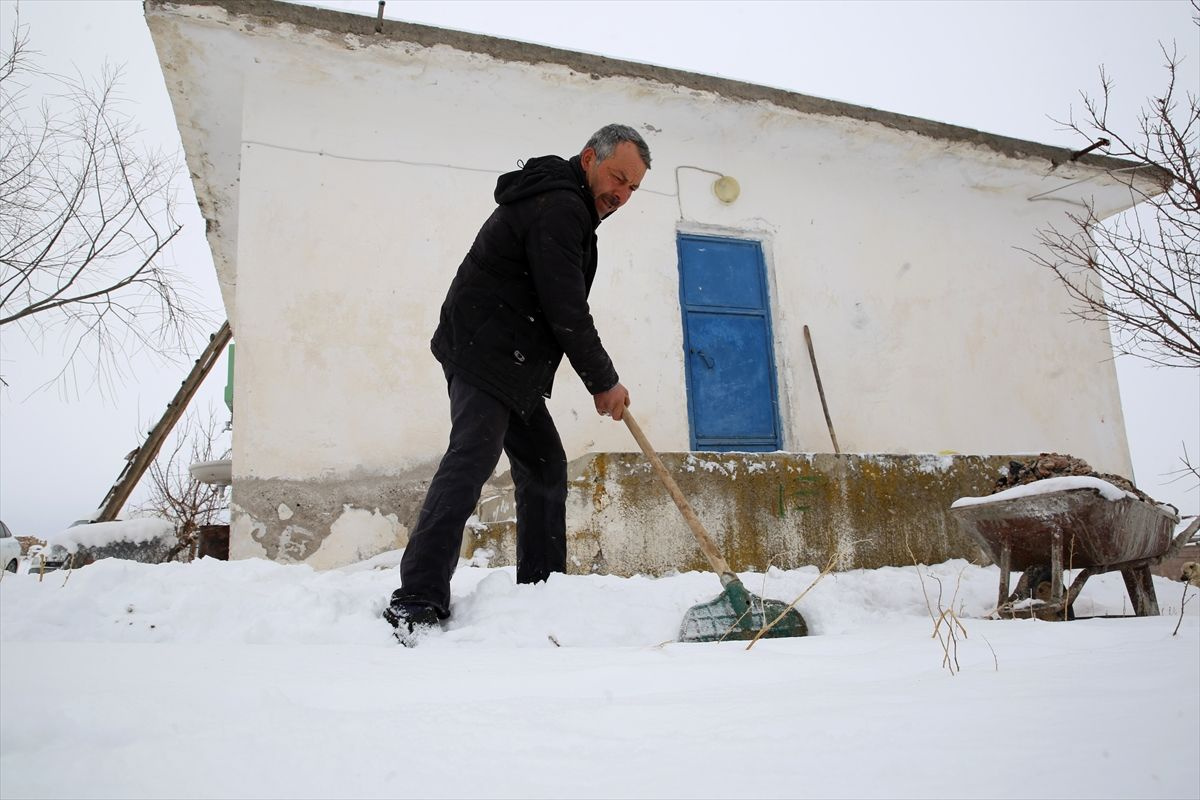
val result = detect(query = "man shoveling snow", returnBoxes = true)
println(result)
[383,125,651,644]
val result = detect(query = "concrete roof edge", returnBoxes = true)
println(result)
[145,0,1171,191]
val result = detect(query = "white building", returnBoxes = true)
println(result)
[145,0,1165,570]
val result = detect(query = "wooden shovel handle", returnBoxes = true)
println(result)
[622,410,736,581]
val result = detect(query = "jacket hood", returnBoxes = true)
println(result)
[494,155,599,224]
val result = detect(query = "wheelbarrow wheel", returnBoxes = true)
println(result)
[1005,564,1076,620]
[1009,565,1053,603]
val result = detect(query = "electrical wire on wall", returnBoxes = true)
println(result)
[240,139,508,175]
[671,165,743,220]
[239,140,734,220]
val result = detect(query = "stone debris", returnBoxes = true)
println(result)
[994,452,1158,505]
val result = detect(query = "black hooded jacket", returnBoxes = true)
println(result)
[430,154,619,419]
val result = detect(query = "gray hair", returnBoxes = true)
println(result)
[584,124,652,169]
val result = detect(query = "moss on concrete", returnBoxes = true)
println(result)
[472,452,1015,576]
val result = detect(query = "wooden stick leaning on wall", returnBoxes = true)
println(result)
[803,324,841,454]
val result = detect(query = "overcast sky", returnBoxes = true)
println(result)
[0,0,1197,537]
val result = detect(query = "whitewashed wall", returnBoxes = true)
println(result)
[148,3,1146,566]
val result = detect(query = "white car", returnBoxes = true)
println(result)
[0,520,20,573]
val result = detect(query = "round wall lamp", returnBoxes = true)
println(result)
[712,175,741,204]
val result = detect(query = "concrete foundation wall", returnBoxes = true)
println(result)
[469,452,1017,576]
[229,467,434,567]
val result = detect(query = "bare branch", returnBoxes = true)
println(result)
[0,15,208,394]
[1030,24,1200,370]
[133,405,231,561]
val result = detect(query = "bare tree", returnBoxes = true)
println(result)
[0,14,202,395]
[1029,3,1200,497]
[134,405,230,562]
[1028,4,1199,371]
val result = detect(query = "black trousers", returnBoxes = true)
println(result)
[391,369,568,617]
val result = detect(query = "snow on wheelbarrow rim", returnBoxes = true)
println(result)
[950,481,1179,572]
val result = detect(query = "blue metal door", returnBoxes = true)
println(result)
[677,235,781,451]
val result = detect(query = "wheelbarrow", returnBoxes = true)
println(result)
[950,482,1186,620]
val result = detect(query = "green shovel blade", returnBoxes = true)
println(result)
[678,580,809,643]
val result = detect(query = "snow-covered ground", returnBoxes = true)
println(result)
[1,551,1197,799]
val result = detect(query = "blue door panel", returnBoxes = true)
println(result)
[687,313,777,441]
[679,239,767,310]
[678,234,781,452]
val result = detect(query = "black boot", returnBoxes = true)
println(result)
[383,602,442,646]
